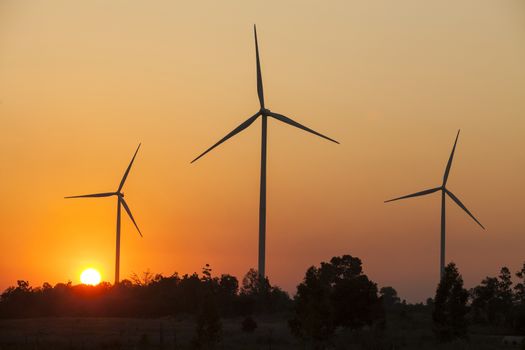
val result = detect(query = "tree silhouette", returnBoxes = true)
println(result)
[289,265,335,347]
[470,276,499,324]
[190,264,222,349]
[0,266,290,319]
[130,269,156,286]
[238,268,290,314]
[499,267,513,305]
[470,267,514,326]
[433,262,469,342]
[380,286,401,309]
[508,263,525,334]
[241,268,270,297]
[289,255,384,348]
[514,263,525,305]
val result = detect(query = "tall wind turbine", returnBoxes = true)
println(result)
[191,26,339,279]
[65,144,143,285]
[385,130,484,279]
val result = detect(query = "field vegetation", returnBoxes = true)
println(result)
[2,255,525,349]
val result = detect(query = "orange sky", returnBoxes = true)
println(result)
[1,0,524,302]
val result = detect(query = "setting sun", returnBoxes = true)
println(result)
[80,268,101,286]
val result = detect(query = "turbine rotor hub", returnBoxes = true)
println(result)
[261,108,271,115]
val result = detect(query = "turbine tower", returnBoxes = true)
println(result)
[191,26,339,279]
[65,144,143,285]
[385,130,484,279]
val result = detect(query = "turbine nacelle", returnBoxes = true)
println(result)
[260,108,271,115]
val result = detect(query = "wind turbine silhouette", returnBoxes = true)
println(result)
[191,25,339,279]
[65,144,143,285]
[385,130,484,279]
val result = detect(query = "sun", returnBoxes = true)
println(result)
[80,268,101,285]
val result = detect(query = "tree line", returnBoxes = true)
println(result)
[2,255,525,348]
[0,265,289,318]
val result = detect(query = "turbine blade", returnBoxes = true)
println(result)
[267,112,339,144]
[445,189,485,229]
[443,130,460,186]
[254,25,264,109]
[65,192,116,199]
[384,187,441,203]
[191,112,260,163]
[120,197,142,236]
[118,143,141,192]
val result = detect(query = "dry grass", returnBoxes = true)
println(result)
[0,316,296,350]
[0,314,514,350]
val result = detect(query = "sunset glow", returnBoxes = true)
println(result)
[80,268,101,286]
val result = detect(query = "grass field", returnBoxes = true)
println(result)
[0,312,517,349]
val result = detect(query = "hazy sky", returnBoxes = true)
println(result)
[1,0,524,302]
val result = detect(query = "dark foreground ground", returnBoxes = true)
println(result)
[0,310,516,349]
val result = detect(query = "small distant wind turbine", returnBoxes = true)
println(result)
[191,25,339,279]
[65,144,143,285]
[385,130,484,279]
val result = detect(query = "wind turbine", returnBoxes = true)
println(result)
[65,144,143,285]
[191,25,339,279]
[385,130,484,279]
